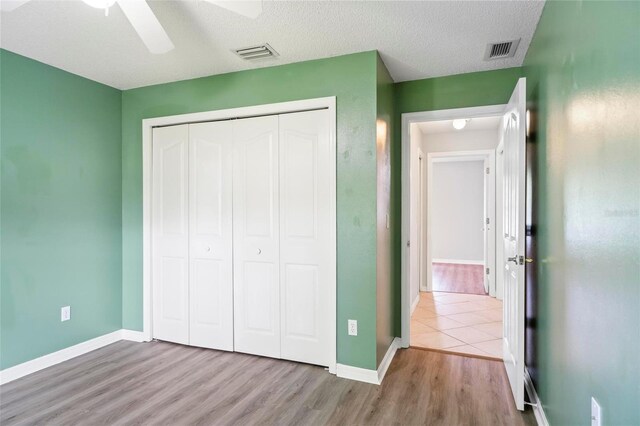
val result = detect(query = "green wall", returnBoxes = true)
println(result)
[122,51,381,369]
[0,50,123,369]
[392,67,523,335]
[523,1,640,424]
[375,54,395,365]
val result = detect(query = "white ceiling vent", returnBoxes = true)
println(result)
[233,44,279,61]
[484,39,520,60]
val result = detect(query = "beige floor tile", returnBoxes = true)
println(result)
[414,316,466,331]
[412,307,438,320]
[473,339,503,357]
[411,331,464,350]
[431,302,486,315]
[476,298,503,309]
[476,308,503,322]
[432,294,472,305]
[472,322,503,338]
[446,345,494,358]
[446,312,493,326]
[443,326,496,344]
[411,321,436,335]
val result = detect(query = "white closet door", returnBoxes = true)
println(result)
[279,110,333,367]
[188,122,234,351]
[152,125,189,345]
[233,115,281,358]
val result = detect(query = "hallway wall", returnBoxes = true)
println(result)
[523,1,640,424]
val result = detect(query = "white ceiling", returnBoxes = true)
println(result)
[0,0,545,90]
[418,116,501,134]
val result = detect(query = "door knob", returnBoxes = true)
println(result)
[206,246,211,252]
[257,248,262,255]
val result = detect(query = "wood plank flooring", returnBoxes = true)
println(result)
[0,341,535,425]
[432,262,486,294]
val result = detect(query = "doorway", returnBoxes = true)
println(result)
[401,77,528,411]
[408,114,503,359]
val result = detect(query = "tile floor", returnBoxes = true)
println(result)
[410,291,503,359]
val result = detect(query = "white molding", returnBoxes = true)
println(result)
[401,106,506,348]
[336,364,379,385]
[121,329,148,342]
[431,258,484,265]
[336,338,401,385]
[0,330,123,385]
[142,97,338,373]
[377,337,401,384]
[411,293,420,314]
[525,368,549,426]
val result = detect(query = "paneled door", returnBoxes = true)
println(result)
[279,110,333,367]
[502,77,527,411]
[188,121,234,351]
[233,115,281,358]
[152,125,189,345]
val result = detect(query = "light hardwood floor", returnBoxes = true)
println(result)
[432,262,485,294]
[0,340,534,425]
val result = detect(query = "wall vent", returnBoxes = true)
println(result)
[484,39,520,60]
[233,44,279,61]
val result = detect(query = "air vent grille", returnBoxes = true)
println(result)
[234,44,279,61]
[484,39,520,60]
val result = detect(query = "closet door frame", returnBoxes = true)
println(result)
[141,97,337,374]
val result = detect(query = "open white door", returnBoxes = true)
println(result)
[501,77,527,410]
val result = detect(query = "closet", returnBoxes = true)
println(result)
[151,109,333,368]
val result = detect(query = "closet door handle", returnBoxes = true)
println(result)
[257,248,262,255]
[205,246,211,252]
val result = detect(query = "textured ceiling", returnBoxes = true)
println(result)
[0,0,545,89]
[418,116,501,134]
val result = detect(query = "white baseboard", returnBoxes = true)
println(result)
[411,294,420,315]
[0,330,123,385]
[525,367,549,426]
[336,363,379,384]
[121,329,148,342]
[337,337,401,385]
[377,337,401,383]
[432,258,484,265]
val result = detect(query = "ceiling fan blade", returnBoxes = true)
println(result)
[0,0,31,12]
[116,0,174,54]
[203,0,262,19]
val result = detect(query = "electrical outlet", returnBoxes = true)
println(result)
[61,306,71,322]
[591,397,602,426]
[348,319,358,336]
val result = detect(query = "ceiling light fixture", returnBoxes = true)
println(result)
[82,0,116,16]
[452,119,470,130]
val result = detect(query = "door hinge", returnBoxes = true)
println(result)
[486,267,490,275]
[486,217,490,225]
[486,167,490,174]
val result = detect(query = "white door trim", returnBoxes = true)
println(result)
[401,104,506,348]
[142,97,337,373]
[417,148,426,293]
[425,150,495,293]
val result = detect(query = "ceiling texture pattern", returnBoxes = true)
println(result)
[0,0,545,89]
